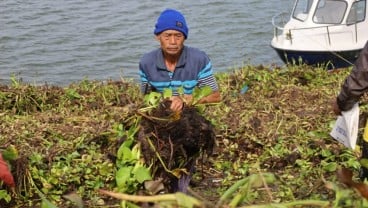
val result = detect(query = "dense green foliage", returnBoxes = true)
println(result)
[1,65,368,207]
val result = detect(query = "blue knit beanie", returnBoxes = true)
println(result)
[154,9,188,39]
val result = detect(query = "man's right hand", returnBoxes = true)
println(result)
[0,154,15,188]
[169,96,184,112]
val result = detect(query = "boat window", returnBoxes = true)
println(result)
[346,0,366,24]
[292,0,314,21]
[313,0,347,24]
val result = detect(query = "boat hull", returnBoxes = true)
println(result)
[272,47,362,69]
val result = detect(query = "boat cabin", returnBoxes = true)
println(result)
[271,0,368,68]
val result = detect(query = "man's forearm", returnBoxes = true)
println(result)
[199,91,221,104]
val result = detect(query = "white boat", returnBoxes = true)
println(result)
[271,0,368,69]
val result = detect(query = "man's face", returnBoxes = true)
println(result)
[156,30,185,56]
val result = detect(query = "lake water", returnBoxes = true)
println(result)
[1,0,292,86]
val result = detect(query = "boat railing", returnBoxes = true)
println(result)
[272,12,291,37]
[272,13,359,45]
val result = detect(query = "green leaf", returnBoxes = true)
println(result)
[192,86,213,104]
[198,86,213,97]
[144,92,162,106]
[117,140,136,162]
[121,147,133,162]
[65,88,81,99]
[116,167,133,188]
[361,158,368,169]
[162,88,173,99]
[133,166,152,183]
[122,139,134,149]
[41,198,59,208]
[117,145,129,160]
[0,190,11,203]
[1,145,19,161]
[323,162,337,172]
[175,192,202,208]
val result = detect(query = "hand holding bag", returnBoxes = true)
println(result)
[330,103,359,150]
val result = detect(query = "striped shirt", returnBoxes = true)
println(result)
[139,46,219,95]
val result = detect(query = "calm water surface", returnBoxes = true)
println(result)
[1,0,291,85]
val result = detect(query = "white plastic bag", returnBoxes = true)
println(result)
[330,103,359,150]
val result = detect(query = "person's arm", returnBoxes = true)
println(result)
[198,91,221,104]
[196,61,221,104]
[169,90,221,112]
[335,42,368,113]
[0,154,15,188]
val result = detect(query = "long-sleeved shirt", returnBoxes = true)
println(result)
[139,46,219,95]
[337,42,368,111]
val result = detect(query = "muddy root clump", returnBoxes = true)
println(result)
[138,99,215,193]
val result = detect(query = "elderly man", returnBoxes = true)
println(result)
[138,9,220,193]
[139,8,221,111]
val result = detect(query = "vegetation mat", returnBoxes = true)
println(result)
[1,65,368,207]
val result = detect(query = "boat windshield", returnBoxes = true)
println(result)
[292,0,314,21]
[346,0,366,24]
[313,0,348,24]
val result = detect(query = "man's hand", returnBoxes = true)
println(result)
[0,154,15,188]
[169,96,184,112]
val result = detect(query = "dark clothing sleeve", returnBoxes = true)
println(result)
[337,42,368,111]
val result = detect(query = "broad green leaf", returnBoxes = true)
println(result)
[323,162,337,172]
[133,166,152,183]
[1,145,18,161]
[65,88,81,99]
[0,190,11,203]
[122,139,134,149]
[121,147,133,162]
[117,145,130,160]
[144,92,161,106]
[116,167,133,188]
[198,85,213,98]
[117,140,136,163]
[192,86,213,104]
[2,145,19,161]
